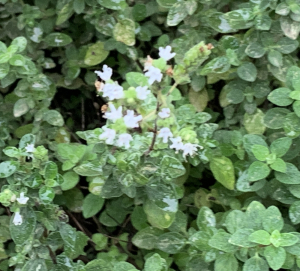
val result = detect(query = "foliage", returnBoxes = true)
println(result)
[2,0,300,270]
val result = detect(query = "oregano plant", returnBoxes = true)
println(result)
[2,0,300,271]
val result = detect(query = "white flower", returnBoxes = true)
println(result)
[170,137,184,152]
[158,108,171,119]
[104,103,123,122]
[158,127,173,143]
[25,144,35,153]
[16,192,29,204]
[144,55,153,71]
[182,143,201,157]
[13,211,23,226]
[145,66,163,85]
[95,65,113,81]
[123,110,143,128]
[136,86,150,100]
[102,83,124,101]
[99,126,116,145]
[117,133,133,149]
[159,46,176,61]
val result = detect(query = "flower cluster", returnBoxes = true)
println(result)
[94,46,202,158]
[12,192,29,226]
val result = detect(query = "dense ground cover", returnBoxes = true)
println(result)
[2,0,300,270]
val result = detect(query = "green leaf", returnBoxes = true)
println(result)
[11,36,27,53]
[263,206,284,233]
[264,246,286,270]
[21,259,47,271]
[189,231,211,251]
[268,50,283,67]
[225,210,246,234]
[144,199,177,229]
[270,137,292,157]
[57,143,86,165]
[84,42,109,66]
[9,54,25,66]
[243,256,269,271]
[244,109,266,135]
[277,36,299,54]
[245,201,266,230]
[39,186,55,203]
[255,14,271,30]
[280,233,299,246]
[208,230,237,253]
[92,233,108,251]
[45,33,73,47]
[59,223,88,259]
[10,207,36,245]
[270,230,281,247]
[44,110,64,126]
[13,98,29,117]
[229,228,255,248]
[268,87,293,106]
[270,158,287,173]
[200,56,231,75]
[56,2,74,25]
[196,206,216,231]
[156,232,186,254]
[132,227,163,249]
[82,193,105,218]
[160,156,186,178]
[210,156,235,190]
[0,63,9,79]
[248,161,270,182]
[144,253,167,271]
[126,72,148,87]
[214,253,238,271]
[251,145,269,161]
[289,201,300,224]
[61,171,79,191]
[237,62,257,82]
[188,88,209,112]
[293,100,300,117]
[0,161,18,178]
[264,108,290,129]
[97,0,126,10]
[44,161,58,181]
[248,230,271,245]
[113,262,138,271]
[73,161,103,176]
[19,133,35,149]
[73,0,85,14]
[275,162,300,184]
[280,16,300,40]
[245,42,266,58]
[113,19,135,46]
[167,1,188,26]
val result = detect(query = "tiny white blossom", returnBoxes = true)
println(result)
[13,211,23,226]
[95,65,113,81]
[123,110,143,128]
[117,133,133,149]
[104,103,123,122]
[158,108,171,119]
[159,46,176,61]
[16,192,29,204]
[144,55,153,71]
[170,137,184,152]
[99,126,116,145]
[145,66,163,85]
[182,143,201,157]
[102,83,124,101]
[25,144,35,153]
[136,86,151,100]
[158,127,173,143]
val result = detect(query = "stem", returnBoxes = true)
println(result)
[144,100,160,156]
[166,82,178,96]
